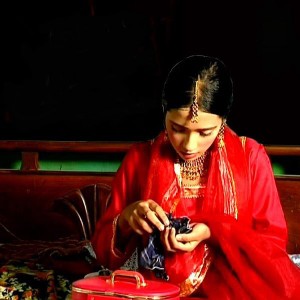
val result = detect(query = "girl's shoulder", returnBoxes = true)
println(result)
[128,139,153,154]
[127,133,165,156]
[240,136,270,162]
[123,139,153,164]
[240,136,263,151]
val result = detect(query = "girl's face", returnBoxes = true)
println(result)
[165,108,223,161]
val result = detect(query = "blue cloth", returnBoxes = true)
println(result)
[139,213,192,280]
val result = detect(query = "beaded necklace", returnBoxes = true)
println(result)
[179,151,208,181]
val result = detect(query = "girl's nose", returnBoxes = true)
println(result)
[183,132,198,152]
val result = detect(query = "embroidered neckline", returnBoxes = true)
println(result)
[182,184,206,199]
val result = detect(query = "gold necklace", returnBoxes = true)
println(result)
[179,152,208,181]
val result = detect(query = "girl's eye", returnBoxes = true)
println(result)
[172,125,184,133]
[172,125,213,137]
[199,131,213,137]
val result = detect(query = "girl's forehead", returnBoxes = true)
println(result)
[167,108,220,121]
[166,109,222,128]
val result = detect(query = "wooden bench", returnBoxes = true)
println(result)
[266,145,300,253]
[0,141,299,254]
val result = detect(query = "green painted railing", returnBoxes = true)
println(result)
[0,141,299,175]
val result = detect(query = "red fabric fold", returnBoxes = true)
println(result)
[199,214,300,299]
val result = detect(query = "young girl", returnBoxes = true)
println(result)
[92,55,300,299]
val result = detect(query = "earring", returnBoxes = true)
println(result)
[218,122,226,148]
[164,130,168,142]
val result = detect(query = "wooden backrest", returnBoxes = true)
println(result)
[275,176,300,253]
[0,170,115,241]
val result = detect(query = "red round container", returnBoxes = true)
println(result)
[72,269,180,300]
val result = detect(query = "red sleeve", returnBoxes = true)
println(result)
[245,138,288,250]
[91,142,150,270]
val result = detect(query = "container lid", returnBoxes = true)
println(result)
[72,270,180,298]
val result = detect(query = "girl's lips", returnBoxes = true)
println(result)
[180,152,198,160]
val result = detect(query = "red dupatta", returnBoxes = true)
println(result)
[143,126,250,220]
[141,127,300,298]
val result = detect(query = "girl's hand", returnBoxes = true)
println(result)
[161,223,211,252]
[118,199,170,235]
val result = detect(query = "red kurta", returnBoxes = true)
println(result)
[92,127,300,299]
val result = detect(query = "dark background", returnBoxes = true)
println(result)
[1,0,299,144]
